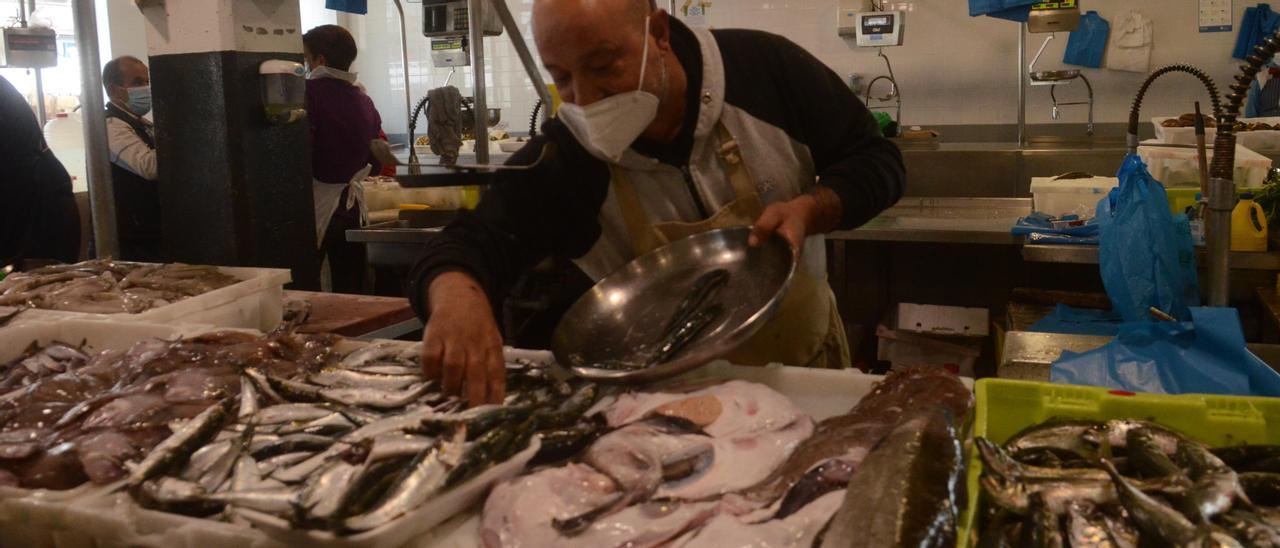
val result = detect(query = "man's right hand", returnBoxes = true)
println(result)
[420,271,506,407]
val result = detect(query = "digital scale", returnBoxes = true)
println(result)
[843,10,905,47]
[0,26,56,69]
[1027,0,1080,34]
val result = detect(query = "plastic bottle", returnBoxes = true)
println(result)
[1188,192,1205,246]
[1231,193,1269,252]
[43,111,86,193]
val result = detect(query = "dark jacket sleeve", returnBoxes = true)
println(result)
[716,30,905,229]
[406,121,609,319]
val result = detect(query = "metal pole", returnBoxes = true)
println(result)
[469,0,489,165]
[1017,23,1027,146]
[391,0,417,165]
[1206,176,1234,306]
[17,0,45,126]
[488,0,554,111]
[71,0,119,258]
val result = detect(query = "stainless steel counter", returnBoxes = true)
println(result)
[999,330,1280,380]
[828,197,1028,245]
[1022,244,1280,270]
[346,222,442,267]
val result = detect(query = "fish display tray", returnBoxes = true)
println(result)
[957,378,1280,548]
[12,265,291,332]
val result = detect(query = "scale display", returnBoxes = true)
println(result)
[1030,1,1077,8]
[854,10,903,47]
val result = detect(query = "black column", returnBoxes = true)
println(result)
[151,50,319,289]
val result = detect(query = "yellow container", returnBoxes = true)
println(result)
[1231,193,1269,252]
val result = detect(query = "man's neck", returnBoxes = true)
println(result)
[641,54,689,144]
[109,100,146,122]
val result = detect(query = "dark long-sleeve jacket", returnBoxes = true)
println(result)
[408,19,905,320]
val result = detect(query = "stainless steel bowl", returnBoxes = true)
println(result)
[552,227,796,383]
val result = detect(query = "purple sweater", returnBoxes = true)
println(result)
[306,77,382,185]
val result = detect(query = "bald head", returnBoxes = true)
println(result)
[533,0,666,107]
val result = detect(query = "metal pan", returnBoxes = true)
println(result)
[551,227,796,383]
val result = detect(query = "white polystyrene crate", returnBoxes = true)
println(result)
[1153,116,1280,151]
[1139,140,1273,189]
[12,265,290,332]
[1030,176,1118,218]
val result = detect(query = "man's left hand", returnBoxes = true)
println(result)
[748,186,843,255]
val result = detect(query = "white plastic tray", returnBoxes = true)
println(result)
[1152,116,1280,151]
[0,322,972,548]
[12,265,291,332]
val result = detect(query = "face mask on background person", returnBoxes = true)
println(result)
[126,85,152,117]
[558,15,667,164]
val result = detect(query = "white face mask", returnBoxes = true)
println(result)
[558,15,665,164]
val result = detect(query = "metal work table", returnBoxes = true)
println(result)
[827,197,1027,245]
[1000,330,1280,380]
[1022,245,1280,270]
[346,222,442,268]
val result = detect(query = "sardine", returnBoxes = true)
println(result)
[367,434,437,462]
[340,342,405,368]
[1084,420,1185,454]
[1003,419,1102,460]
[1065,501,1116,548]
[342,446,450,532]
[198,421,252,491]
[301,460,364,520]
[320,382,434,409]
[1127,427,1186,480]
[202,489,301,515]
[1177,439,1250,523]
[976,437,1108,483]
[238,376,260,420]
[1239,471,1280,506]
[664,268,729,334]
[308,368,419,391]
[127,397,231,488]
[1101,459,1202,545]
[1028,493,1065,548]
[250,433,334,460]
[1220,509,1280,547]
[254,403,340,425]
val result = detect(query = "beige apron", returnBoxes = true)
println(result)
[313,164,372,246]
[610,124,850,368]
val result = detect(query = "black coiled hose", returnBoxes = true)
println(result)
[529,99,544,137]
[1218,32,1280,179]
[408,94,430,153]
[1127,64,1221,145]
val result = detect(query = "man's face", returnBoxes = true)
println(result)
[533,0,666,108]
[108,60,150,106]
[303,48,323,72]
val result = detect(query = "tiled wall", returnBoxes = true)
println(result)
[349,0,1257,138]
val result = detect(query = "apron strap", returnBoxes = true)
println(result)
[608,167,663,256]
[714,123,760,208]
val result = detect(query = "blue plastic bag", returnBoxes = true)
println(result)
[968,0,1036,22]
[1097,155,1199,322]
[1029,304,1123,337]
[326,0,368,14]
[1052,307,1280,397]
[1012,212,1100,244]
[1063,11,1109,68]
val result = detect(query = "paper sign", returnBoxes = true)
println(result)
[1200,0,1232,33]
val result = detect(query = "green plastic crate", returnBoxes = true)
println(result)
[957,378,1280,548]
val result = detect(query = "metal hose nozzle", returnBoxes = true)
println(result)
[1126,64,1222,156]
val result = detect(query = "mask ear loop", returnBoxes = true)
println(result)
[636,15,652,92]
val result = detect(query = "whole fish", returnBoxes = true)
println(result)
[1065,501,1117,548]
[976,437,1108,483]
[1003,419,1102,460]
[1177,439,1250,523]
[1128,427,1187,480]
[342,445,450,532]
[1212,445,1280,470]
[1101,459,1202,546]
[301,459,364,520]
[320,382,434,409]
[1027,493,1065,548]
[1219,510,1280,547]
[1084,420,1185,454]
[819,406,962,548]
[126,397,232,488]
[736,368,972,509]
[237,376,260,420]
[202,488,301,515]
[1240,471,1280,506]
[308,369,419,391]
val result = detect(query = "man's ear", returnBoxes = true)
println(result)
[651,10,672,52]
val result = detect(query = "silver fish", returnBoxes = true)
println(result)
[238,376,260,420]
[257,451,313,476]
[179,439,233,482]
[341,342,404,368]
[203,489,300,515]
[354,364,421,376]
[368,434,437,462]
[198,422,252,491]
[302,460,364,520]
[127,398,231,488]
[254,403,341,425]
[270,406,439,483]
[320,382,435,409]
[274,412,358,435]
[309,369,420,391]
[1101,459,1202,546]
[231,454,262,492]
[343,446,449,531]
[141,476,206,504]
[1178,440,1250,523]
